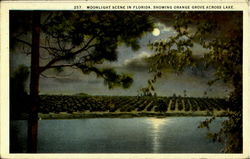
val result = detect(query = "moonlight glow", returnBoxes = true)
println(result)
[152,28,160,36]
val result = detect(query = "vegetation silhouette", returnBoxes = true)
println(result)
[10,11,154,152]
[10,11,242,153]
[10,65,29,119]
[141,12,242,152]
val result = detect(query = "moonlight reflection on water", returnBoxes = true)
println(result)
[147,118,168,153]
[10,117,224,153]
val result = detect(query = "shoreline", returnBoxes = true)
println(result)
[14,110,230,120]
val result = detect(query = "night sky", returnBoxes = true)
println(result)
[10,13,232,97]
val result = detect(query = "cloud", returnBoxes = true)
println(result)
[122,51,152,71]
[156,22,176,34]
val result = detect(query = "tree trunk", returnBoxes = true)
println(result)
[27,11,40,153]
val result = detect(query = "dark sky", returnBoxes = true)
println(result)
[10,12,235,97]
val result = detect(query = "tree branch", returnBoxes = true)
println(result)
[14,37,64,53]
[71,35,96,55]
[14,38,32,47]
[40,35,96,73]
[41,64,79,69]
[41,12,54,27]
[40,70,74,79]
[15,34,97,75]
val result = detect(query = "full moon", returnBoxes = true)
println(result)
[152,28,160,36]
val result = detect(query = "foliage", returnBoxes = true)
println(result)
[156,99,168,112]
[140,12,242,152]
[10,65,30,118]
[10,11,155,152]
[37,95,229,114]
[10,11,154,89]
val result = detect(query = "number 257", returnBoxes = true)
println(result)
[74,6,81,9]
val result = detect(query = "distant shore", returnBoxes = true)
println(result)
[15,110,230,120]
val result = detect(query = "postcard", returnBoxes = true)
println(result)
[0,0,249,159]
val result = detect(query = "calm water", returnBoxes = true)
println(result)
[10,117,225,153]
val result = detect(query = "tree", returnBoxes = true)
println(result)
[10,65,29,119]
[10,11,154,152]
[142,12,242,152]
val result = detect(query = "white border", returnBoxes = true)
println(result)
[0,1,249,159]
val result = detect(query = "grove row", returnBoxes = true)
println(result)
[39,95,229,114]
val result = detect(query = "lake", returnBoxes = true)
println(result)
[10,117,225,153]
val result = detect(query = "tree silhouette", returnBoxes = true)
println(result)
[141,12,242,152]
[10,65,29,119]
[10,11,154,152]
